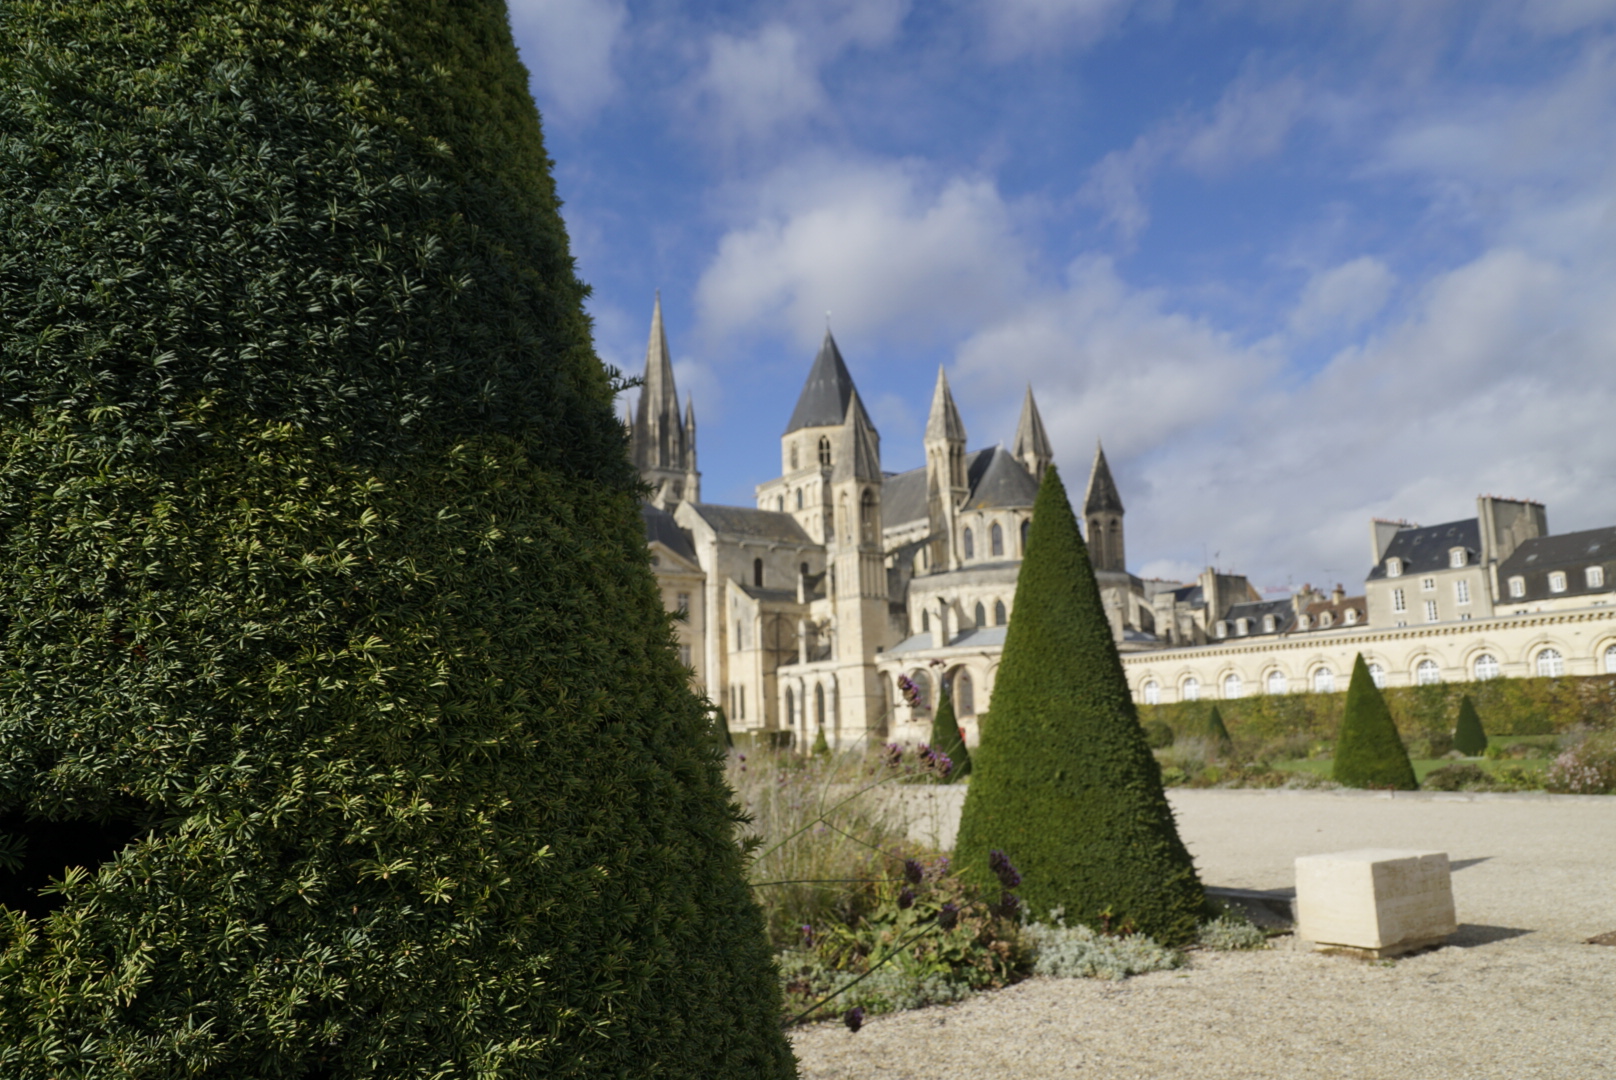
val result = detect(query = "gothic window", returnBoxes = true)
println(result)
[994,600,1006,626]
[839,492,850,543]
[963,528,975,560]
[991,522,1004,557]
[1021,519,1029,552]
[753,558,764,587]
[1368,662,1386,688]
[738,685,746,720]
[1312,667,1334,693]
[921,609,930,633]
[1416,659,1441,685]
[785,687,795,727]
[1182,676,1200,702]
[1508,576,1525,598]
[1222,673,1242,699]
[1536,648,1564,677]
[815,683,826,727]
[1142,680,1160,705]
[954,671,975,716]
[790,444,799,470]
[975,601,986,627]
[776,496,784,511]
[1266,670,1287,695]
[1474,653,1500,680]
[796,487,804,510]
[861,489,877,544]
[818,436,832,467]
[800,561,809,578]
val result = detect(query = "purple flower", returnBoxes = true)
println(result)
[933,752,953,777]
[800,924,814,947]
[843,1006,865,1033]
[988,849,1022,889]
[903,858,923,885]
[897,886,915,909]
[995,891,1021,919]
[882,742,904,768]
[937,903,960,931]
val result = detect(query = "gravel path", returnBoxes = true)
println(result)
[791,790,1616,1079]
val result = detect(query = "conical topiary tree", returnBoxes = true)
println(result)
[812,725,831,757]
[954,467,1204,944]
[1333,655,1419,790]
[0,4,794,1077]
[929,688,973,781]
[1453,695,1488,757]
[1205,706,1234,751]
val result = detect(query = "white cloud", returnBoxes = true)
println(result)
[509,0,627,122]
[1179,75,1308,174]
[1289,256,1396,337]
[694,25,828,143]
[979,0,1140,57]
[696,160,1032,348]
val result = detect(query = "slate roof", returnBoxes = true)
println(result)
[640,502,698,564]
[882,467,929,528]
[964,446,1039,510]
[885,626,1009,655]
[1366,518,1481,580]
[1219,598,1296,636]
[786,330,858,433]
[1084,444,1124,515]
[684,504,815,545]
[1498,525,1616,603]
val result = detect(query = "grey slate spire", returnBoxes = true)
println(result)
[924,366,967,442]
[1084,441,1124,515]
[629,293,698,507]
[1084,440,1126,573]
[786,329,859,433]
[1011,385,1054,482]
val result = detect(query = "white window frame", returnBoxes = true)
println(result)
[1368,663,1387,688]
[1587,566,1605,589]
[1421,576,1436,592]
[1222,673,1242,700]
[1262,614,1276,633]
[1449,548,1467,568]
[1386,558,1402,578]
[1344,608,1359,625]
[1215,621,1228,639]
[1312,667,1335,694]
[1424,599,1439,623]
[1182,676,1200,702]
[1474,653,1499,680]
[1536,648,1564,677]
[1143,680,1161,705]
[1509,576,1526,598]
[1416,659,1441,685]
[1236,618,1250,636]
[1605,644,1616,675]
[1392,588,1406,613]
[1455,580,1470,606]
[1266,670,1287,695]
[1549,572,1567,594]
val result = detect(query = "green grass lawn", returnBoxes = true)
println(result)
[1272,756,1549,783]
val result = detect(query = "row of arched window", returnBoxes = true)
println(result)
[1138,643,1615,703]
[960,520,1031,562]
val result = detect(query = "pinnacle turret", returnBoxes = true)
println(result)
[1012,385,1053,482]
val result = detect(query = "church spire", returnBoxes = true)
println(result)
[1084,440,1124,515]
[1084,440,1126,573]
[1012,385,1053,482]
[924,366,967,443]
[924,366,968,572]
[630,293,697,508]
[786,329,859,434]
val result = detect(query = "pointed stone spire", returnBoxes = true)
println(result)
[786,329,859,433]
[634,291,681,468]
[924,366,967,442]
[1012,385,1053,482]
[1084,441,1124,515]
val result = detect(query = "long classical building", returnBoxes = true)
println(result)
[636,296,1616,746]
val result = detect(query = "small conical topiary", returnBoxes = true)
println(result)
[1205,706,1234,750]
[1333,655,1419,790]
[0,3,795,1075]
[1453,695,1488,757]
[954,466,1204,944]
[929,687,973,782]
[812,725,831,757]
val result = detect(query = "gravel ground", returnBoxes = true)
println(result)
[790,790,1616,1079]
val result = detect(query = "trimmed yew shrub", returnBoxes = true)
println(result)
[1333,656,1419,790]
[929,689,972,781]
[0,4,793,1077]
[1453,695,1488,756]
[954,467,1204,945]
[1205,706,1234,750]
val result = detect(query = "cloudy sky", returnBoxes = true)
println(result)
[511,0,1616,594]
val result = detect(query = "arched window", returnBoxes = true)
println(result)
[1222,673,1242,700]
[1021,519,1030,552]
[953,670,976,716]
[1416,659,1440,685]
[1474,653,1500,680]
[776,496,784,511]
[1536,647,1564,677]
[753,558,764,587]
[790,444,799,470]
[795,487,804,510]
[991,522,1004,557]
[817,436,832,467]
[1605,644,1616,674]
[839,491,851,543]
[911,671,932,710]
[1312,667,1334,694]
[1266,670,1287,695]
[814,683,827,729]
[1143,680,1161,705]
[974,601,986,627]
[963,527,975,560]
[1182,676,1200,702]
[994,600,1007,626]
[800,561,809,578]
[921,609,930,633]
[1368,662,1386,688]
[861,489,877,543]
[785,687,795,727]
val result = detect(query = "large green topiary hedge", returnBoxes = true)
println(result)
[1333,656,1419,790]
[954,467,1204,945]
[0,3,794,1077]
[929,688,972,781]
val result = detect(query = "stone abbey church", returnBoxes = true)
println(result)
[636,299,1616,749]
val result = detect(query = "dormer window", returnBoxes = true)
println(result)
[1297,614,1311,630]
[1236,618,1250,636]
[1589,566,1606,589]
[1319,611,1333,627]
[1262,614,1276,633]
[1508,576,1526,598]
[1449,548,1467,568]
[1386,558,1402,578]
[1344,608,1359,625]
[1215,621,1228,639]
[1549,571,1567,593]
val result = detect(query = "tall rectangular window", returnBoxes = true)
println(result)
[1549,572,1567,593]
[1509,576,1526,598]
[1392,588,1406,613]
[1455,580,1470,605]
[1424,599,1438,622]
[1588,566,1606,589]
[676,592,690,613]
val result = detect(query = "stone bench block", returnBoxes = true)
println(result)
[1295,849,1457,958]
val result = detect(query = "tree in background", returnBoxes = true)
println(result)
[0,3,794,1076]
[1333,655,1420,790]
[954,467,1204,945]
[929,688,973,781]
[1205,706,1234,752]
[1453,696,1488,757]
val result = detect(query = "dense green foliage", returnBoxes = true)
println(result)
[1453,696,1488,756]
[1142,719,1175,749]
[0,3,793,1077]
[1204,706,1233,749]
[929,689,972,781]
[954,467,1204,945]
[1333,656,1419,790]
[1139,674,1616,745]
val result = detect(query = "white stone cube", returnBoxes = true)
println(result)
[1294,849,1457,957]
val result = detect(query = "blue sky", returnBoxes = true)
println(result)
[511,0,1616,594]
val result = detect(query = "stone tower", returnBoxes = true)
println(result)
[630,293,700,509]
[1084,441,1126,573]
[924,367,968,572]
[1012,385,1054,484]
